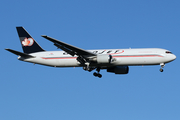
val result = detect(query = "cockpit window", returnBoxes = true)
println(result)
[166,51,172,54]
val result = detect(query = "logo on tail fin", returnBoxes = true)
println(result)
[22,38,34,46]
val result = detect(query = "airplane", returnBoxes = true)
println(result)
[5,27,176,78]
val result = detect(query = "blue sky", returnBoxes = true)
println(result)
[1,0,180,120]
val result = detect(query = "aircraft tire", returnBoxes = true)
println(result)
[93,72,102,78]
[93,72,98,76]
[98,74,102,78]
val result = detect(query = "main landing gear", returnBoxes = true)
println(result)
[93,68,102,78]
[160,63,165,72]
[83,62,102,78]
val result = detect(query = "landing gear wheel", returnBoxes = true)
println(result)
[97,74,102,78]
[93,72,98,76]
[93,67,102,78]
[160,68,164,72]
[93,72,102,78]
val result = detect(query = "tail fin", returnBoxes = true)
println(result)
[16,27,45,54]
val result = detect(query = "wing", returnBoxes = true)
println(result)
[41,35,96,57]
[42,35,97,64]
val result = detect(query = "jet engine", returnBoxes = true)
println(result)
[96,54,112,64]
[107,66,129,74]
[90,54,113,64]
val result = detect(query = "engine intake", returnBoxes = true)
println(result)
[107,66,129,74]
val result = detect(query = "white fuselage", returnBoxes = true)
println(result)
[20,48,176,67]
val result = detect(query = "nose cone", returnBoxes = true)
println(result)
[165,54,176,63]
[172,54,176,61]
[167,54,176,62]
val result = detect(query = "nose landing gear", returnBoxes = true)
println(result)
[160,68,163,72]
[160,63,165,72]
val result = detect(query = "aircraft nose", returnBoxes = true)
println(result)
[165,53,176,63]
[172,54,176,61]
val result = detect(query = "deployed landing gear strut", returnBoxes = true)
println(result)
[93,67,102,78]
[160,63,165,72]
[82,62,102,78]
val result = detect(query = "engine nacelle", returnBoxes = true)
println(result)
[97,54,112,64]
[107,66,129,74]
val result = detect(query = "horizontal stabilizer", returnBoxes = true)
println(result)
[5,49,35,58]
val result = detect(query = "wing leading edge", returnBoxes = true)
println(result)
[41,35,96,57]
